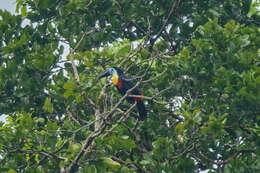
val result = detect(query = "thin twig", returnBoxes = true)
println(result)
[102,102,137,137]
[68,29,96,83]
[151,0,180,44]
[67,109,82,126]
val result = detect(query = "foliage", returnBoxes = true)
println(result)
[0,0,259,172]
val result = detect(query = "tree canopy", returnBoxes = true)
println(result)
[0,0,259,172]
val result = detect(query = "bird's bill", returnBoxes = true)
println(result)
[98,70,110,79]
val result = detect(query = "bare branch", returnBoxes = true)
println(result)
[7,148,66,161]
[67,29,96,83]
[102,102,137,137]
[150,0,180,48]
[66,109,83,126]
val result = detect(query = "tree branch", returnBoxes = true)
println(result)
[68,29,96,83]
[149,0,180,48]
[66,79,144,172]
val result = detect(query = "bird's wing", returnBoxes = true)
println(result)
[120,76,142,95]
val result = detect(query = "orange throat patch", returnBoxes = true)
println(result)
[111,73,122,87]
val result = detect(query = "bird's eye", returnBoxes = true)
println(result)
[110,68,115,73]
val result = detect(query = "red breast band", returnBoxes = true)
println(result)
[116,80,123,88]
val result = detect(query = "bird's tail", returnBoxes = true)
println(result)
[136,101,147,120]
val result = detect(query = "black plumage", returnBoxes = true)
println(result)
[99,67,147,120]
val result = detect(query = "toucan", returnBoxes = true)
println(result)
[98,67,147,120]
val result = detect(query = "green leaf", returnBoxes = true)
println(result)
[101,157,121,170]
[15,0,23,13]
[63,81,77,90]
[69,143,82,153]
[247,2,260,17]
[104,135,136,150]
[37,0,54,9]
[224,20,239,32]
[43,97,54,113]
[140,160,151,165]
[63,90,75,98]
[175,122,187,133]
[7,169,17,173]
[21,6,27,17]
[83,165,97,173]
[84,60,93,67]
[35,154,40,164]
[46,122,59,131]
[75,93,84,103]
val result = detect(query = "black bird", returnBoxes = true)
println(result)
[98,67,147,120]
